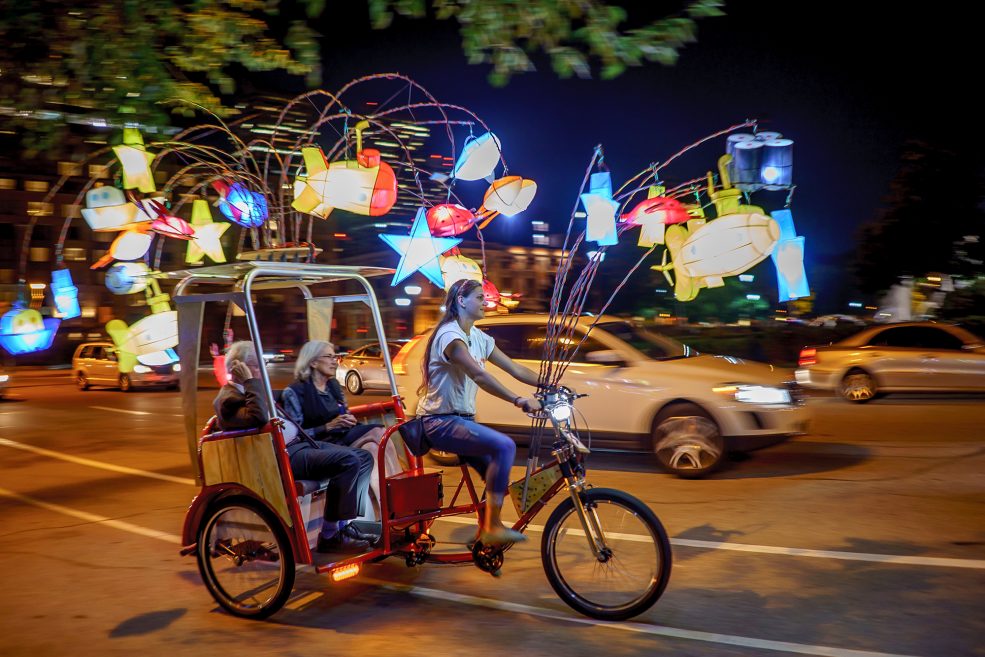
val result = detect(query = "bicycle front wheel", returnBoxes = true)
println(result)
[541,488,671,621]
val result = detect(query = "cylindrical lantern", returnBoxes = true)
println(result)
[732,140,764,187]
[726,133,756,156]
[760,139,794,189]
[754,131,783,142]
[105,262,151,295]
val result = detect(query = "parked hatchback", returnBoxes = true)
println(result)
[73,342,180,391]
[796,322,985,402]
[393,315,809,477]
[336,341,403,394]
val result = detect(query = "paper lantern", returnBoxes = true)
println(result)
[112,128,156,193]
[90,228,153,269]
[426,204,478,237]
[726,133,756,157]
[186,199,229,264]
[478,176,537,220]
[772,236,810,300]
[51,269,80,320]
[213,181,268,228]
[106,311,178,357]
[732,140,763,187]
[652,213,780,301]
[771,208,798,241]
[80,186,142,232]
[105,262,151,295]
[379,207,462,288]
[292,145,397,219]
[760,139,794,189]
[136,348,178,367]
[439,253,484,291]
[481,279,501,309]
[140,200,194,240]
[0,307,60,355]
[452,132,502,181]
[579,172,618,246]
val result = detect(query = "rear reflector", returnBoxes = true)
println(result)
[798,348,817,367]
[330,564,360,582]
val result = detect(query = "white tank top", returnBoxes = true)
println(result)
[416,321,495,416]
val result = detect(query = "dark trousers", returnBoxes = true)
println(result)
[289,441,373,521]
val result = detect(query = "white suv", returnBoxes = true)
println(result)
[393,314,810,477]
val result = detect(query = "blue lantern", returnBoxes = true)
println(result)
[216,182,267,228]
[0,306,60,355]
[51,269,80,319]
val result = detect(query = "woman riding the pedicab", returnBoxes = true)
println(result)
[417,278,542,546]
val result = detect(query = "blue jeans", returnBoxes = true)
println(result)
[422,415,516,496]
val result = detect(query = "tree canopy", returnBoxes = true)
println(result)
[0,0,723,156]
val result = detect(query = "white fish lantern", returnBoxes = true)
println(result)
[112,128,156,194]
[51,269,81,319]
[478,176,537,221]
[0,307,60,355]
[760,139,794,189]
[107,311,178,356]
[379,207,462,288]
[136,348,178,367]
[89,229,153,270]
[452,132,502,181]
[81,186,141,232]
[105,262,151,295]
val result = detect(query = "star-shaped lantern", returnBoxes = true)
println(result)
[581,172,619,246]
[112,128,156,194]
[186,199,229,264]
[379,207,462,288]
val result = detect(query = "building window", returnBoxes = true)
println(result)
[29,247,50,262]
[0,178,15,190]
[88,164,109,179]
[63,204,81,219]
[25,180,50,193]
[58,162,83,177]
[27,201,54,216]
[63,247,87,262]
[532,234,550,246]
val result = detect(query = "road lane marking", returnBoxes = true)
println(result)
[89,405,151,416]
[0,437,195,486]
[2,437,983,571]
[0,486,181,544]
[434,516,985,570]
[365,578,923,657]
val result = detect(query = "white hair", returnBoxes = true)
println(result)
[225,341,257,374]
[294,339,334,382]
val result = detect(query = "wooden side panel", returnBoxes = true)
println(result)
[201,432,292,527]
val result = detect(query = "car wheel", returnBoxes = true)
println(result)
[429,450,460,466]
[651,403,725,478]
[840,369,877,403]
[77,372,89,391]
[119,374,132,392]
[345,371,363,395]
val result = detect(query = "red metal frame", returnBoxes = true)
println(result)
[184,398,572,575]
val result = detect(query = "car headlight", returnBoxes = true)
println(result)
[713,384,791,405]
[0,374,8,383]
[173,363,181,372]
[133,365,151,374]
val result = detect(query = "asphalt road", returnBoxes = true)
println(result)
[1,367,983,657]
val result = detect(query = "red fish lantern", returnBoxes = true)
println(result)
[621,196,690,226]
[482,279,501,309]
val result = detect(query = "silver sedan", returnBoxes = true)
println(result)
[335,342,403,394]
[795,322,985,402]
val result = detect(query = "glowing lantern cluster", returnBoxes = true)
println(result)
[213,180,268,228]
[726,132,794,191]
[0,307,60,355]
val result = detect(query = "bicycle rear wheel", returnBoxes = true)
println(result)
[541,488,671,621]
[196,497,295,619]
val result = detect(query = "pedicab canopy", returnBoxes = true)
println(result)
[160,262,395,482]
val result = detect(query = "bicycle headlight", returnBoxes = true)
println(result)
[173,363,181,372]
[133,364,151,374]
[713,384,791,405]
[550,404,572,422]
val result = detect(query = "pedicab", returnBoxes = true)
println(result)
[172,262,672,621]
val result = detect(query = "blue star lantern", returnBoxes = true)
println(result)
[380,207,462,288]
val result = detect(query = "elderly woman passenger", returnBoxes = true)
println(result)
[281,340,401,520]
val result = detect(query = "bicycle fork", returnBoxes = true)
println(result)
[555,447,610,562]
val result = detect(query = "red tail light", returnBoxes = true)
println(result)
[798,347,817,367]
[392,335,425,375]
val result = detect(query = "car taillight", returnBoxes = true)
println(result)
[798,347,817,367]
[392,335,425,375]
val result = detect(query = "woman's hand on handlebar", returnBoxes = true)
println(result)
[517,397,542,413]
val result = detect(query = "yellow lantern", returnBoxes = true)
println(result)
[112,128,156,193]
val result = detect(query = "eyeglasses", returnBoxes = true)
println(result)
[319,354,339,361]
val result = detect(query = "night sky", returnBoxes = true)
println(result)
[253,1,977,309]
